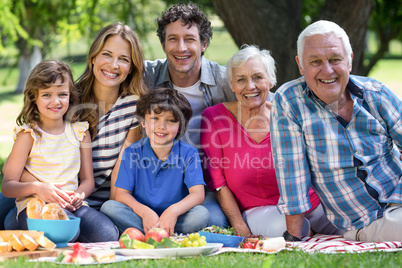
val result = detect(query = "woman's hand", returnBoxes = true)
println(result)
[215,186,252,237]
[233,223,252,237]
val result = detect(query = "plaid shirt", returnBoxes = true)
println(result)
[271,75,402,231]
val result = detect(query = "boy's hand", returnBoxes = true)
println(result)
[143,209,159,233]
[157,208,178,235]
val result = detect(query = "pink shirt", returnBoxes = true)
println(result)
[201,103,320,213]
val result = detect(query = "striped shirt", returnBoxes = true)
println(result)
[14,121,88,216]
[87,94,139,209]
[271,75,402,231]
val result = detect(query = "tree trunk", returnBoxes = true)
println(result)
[211,0,373,89]
[15,45,42,94]
[318,0,373,75]
[211,0,302,89]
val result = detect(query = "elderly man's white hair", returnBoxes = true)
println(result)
[227,44,277,87]
[297,20,353,69]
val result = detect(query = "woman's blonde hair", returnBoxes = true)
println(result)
[76,22,147,139]
[17,60,78,135]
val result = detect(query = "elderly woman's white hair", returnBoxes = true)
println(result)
[297,20,353,68]
[227,44,277,87]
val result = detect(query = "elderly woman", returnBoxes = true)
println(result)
[200,45,341,238]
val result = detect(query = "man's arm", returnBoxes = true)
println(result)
[270,85,313,222]
[285,214,305,240]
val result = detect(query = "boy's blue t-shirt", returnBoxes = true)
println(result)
[115,137,205,216]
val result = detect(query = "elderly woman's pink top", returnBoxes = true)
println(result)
[201,103,320,213]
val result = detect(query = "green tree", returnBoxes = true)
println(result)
[364,0,402,74]
[210,0,374,88]
[1,0,79,93]
[0,0,165,93]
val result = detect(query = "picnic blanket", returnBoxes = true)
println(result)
[291,234,402,254]
[73,234,402,255]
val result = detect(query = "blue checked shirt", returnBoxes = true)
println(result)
[271,75,402,231]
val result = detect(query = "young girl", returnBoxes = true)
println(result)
[1,60,112,242]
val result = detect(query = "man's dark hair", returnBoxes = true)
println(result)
[156,3,212,54]
[136,88,193,139]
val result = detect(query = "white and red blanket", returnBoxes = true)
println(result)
[74,234,402,255]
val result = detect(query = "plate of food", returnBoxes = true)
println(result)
[113,243,223,258]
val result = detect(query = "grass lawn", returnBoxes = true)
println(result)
[1,249,402,267]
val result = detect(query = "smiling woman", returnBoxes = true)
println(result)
[75,22,146,208]
[91,35,133,101]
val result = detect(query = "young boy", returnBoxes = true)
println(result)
[100,88,209,235]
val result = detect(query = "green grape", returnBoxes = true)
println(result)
[185,233,207,247]
[188,233,195,241]
[181,238,189,247]
[193,233,200,240]
[184,240,192,247]
[198,238,207,247]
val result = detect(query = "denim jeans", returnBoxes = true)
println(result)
[100,200,210,234]
[202,188,229,228]
[0,193,16,230]
[17,205,119,242]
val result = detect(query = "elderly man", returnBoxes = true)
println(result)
[144,3,237,228]
[271,20,402,242]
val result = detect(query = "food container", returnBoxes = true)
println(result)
[27,216,80,247]
[198,231,244,248]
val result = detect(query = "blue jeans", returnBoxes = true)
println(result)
[202,188,229,228]
[0,193,17,230]
[100,200,210,234]
[17,205,119,242]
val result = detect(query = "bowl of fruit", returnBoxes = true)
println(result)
[199,226,244,248]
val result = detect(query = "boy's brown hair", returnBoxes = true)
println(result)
[136,88,192,139]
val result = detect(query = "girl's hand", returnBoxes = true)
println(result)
[142,209,159,234]
[35,182,71,208]
[157,208,178,236]
[66,192,85,211]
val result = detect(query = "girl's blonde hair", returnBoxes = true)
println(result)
[76,22,147,139]
[17,60,78,134]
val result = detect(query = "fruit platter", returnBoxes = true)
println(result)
[30,227,223,264]
[112,227,223,258]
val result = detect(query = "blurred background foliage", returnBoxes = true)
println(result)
[1,0,402,92]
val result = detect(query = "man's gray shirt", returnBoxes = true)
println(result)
[144,57,236,147]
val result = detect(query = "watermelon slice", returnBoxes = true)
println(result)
[71,242,94,264]
[55,250,73,263]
